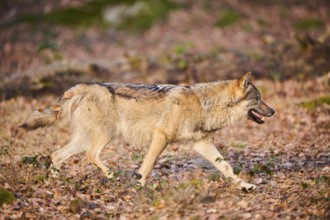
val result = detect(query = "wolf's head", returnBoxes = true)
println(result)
[232,72,275,124]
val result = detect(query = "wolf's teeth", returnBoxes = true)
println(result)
[253,111,260,117]
[251,110,264,120]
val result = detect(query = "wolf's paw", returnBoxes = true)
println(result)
[239,182,257,193]
[125,170,143,188]
[138,178,146,187]
[105,170,114,179]
[132,170,142,180]
[126,170,142,180]
[48,166,60,178]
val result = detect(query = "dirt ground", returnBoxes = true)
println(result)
[0,0,329,219]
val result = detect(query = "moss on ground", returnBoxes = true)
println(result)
[294,18,323,31]
[301,95,330,110]
[215,9,240,28]
[0,188,16,206]
[19,0,178,31]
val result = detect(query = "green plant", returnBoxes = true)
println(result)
[19,0,179,31]
[208,172,221,182]
[301,96,330,110]
[215,9,240,28]
[294,18,323,31]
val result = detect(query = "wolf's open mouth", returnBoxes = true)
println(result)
[248,109,265,124]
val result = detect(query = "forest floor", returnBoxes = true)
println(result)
[0,0,329,219]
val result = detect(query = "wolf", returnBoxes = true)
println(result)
[21,72,274,192]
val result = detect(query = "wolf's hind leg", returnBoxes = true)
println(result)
[193,139,256,192]
[85,129,112,178]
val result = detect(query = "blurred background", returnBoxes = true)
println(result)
[0,0,329,99]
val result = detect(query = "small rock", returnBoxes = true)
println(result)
[263,34,275,44]
[241,213,252,219]
[264,210,274,218]
[255,213,263,220]
[200,195,216,204]
[4,183,12,189]
[298,152,305,157]
[88,202,98,210]
[206,208,217,213]
[255,178,263,185]
[208,213,221,220]
[321,166,330,172]
[237,200,249,209]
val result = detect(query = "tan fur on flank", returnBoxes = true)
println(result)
[22,72,274,192]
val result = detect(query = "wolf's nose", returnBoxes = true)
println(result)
[270,109,275,116]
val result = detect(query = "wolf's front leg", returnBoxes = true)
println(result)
[137,130,168,186]
[193,138,256,192]
[50,137,89,177]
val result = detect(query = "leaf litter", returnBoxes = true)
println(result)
[0,76,329,219]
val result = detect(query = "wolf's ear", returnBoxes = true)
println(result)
[238,72,251,90]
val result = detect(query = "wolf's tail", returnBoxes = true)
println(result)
[20,87,84,130]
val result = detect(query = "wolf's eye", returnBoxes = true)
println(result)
[255,96,259,101]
